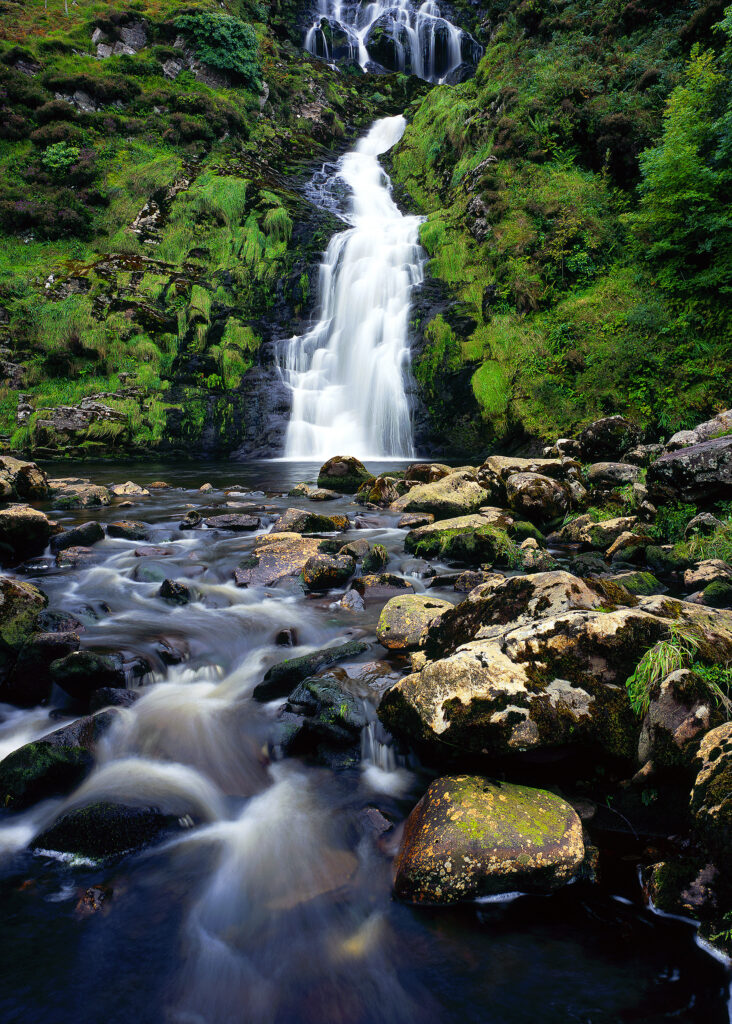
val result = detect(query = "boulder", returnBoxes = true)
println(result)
[690,723,732,854]
[339,538,370,560]
[391,471,491,520]
[50,521,105,554]
[362,543,388,573]
[0,505,52,564]
[203,514,260,531]
[647,437,732,503]
[32,801,185,859]
[107,520,149,541]
[2,630,80,707]
[377,595,453,650]
[55,545,101,569]
[302,553,355,591]
[393,776,584,902]
[695,579,732,609]
[233,533,322,587]
[307,488,341,501]
[179,510,201,529]
[158,579,191,605]
[404,509,515,563]
[637,669,720,772]
[357,475,406,507]
[110,481,150,497]
[586,462,640,487]
[0,709,118,810]
[282,672,368,753]
[288,482,311,497]
[349,573,414,602]
[606,571,664,596]
[48,477,112,508]
[253,638,370,700]
[89,687,141,711]
[554,514,639,551]
[0,456,49,499]
[50,651,126,700]
[576,415,641,460]
[270,508,349,534]
[621,444,665,466]
[667,409,732,451]
[685,513,724,539]
[317,456,373,494]
[684,560,732,590]
[0,577,48,687]
[398,512,434,529]
[405,463,451,484]
[505,474,570,524]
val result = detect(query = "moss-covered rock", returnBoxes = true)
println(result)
[393,776,584,902]
[404,509,515,564]
[270,507,349,534]
[391,470,491,519]
[253,638,370,701]
[362,543,388,573]
[301,553,355,591]
[50,650,126,701]
[317,456,373,494]
[0,577,48,690]
[377,594,453,650]
[690,722,732,855]
[32,801,185,859]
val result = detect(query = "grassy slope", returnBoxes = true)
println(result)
[393,0,732,451]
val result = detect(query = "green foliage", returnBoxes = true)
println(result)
[651,501,698,543]
[626,622,704,716]
[675,514,732,563]
[41,141,79,176]
[175,13,261,90]
[262,205,292,243]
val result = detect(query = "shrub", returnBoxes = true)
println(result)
[41,141,80,177]
[174,13,261,89]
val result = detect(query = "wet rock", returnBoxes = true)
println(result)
[284,672,368,751]
[393,776,584,902]
[586,462,640,487]
[135,546,173,558]
[505,473,570,524]
[350,573,415,602]
[0,709,118,809]
[288,482,311,497]
[199,483,213,493]
[667,409,732,450]
[158,579,191,605]
[48,478,112,509]
[89,687,141,711]
[148,481,171,489]
[356,474,405,507]
[50,521,105,554]
[405,463,451,484]
[644,860,720,920]
[51,651,126,701]
[56,546,102,569]
[647,436,732,503]
[0,505,52,565]
[203,514,260,532]
[576,415,641,460]
[391,470,491,519]
[307,488,341,501]
[110,481,150,497]
[606,570,664,596]
[0,456,49,500]
[340,589,365,612]
[271,508,349,534]
[107,520,149,541]
[398,513,434,529]
[690,723,732,854]
[179,510,202,530]
[2,630,80,707]
[253,639,370,700]
[637,669,720,772]
[302,553,355,591]
[233,532,322,587]
[317,456,373,494]
[32,801,186,859]
[339,538,370,560]
[0,577,48,688]
[404,509,514,563]
[362,543,388,573]
[684,560,732,590]
[400,558,436,580]
[377,595,453,650]
[275,628,298,647]
[453,569,504,593]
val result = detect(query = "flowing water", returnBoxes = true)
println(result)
[278,117,420,461]
[305,0,470,82]
[0,460,730,1024]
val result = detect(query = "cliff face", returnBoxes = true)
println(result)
[0,0,730,460]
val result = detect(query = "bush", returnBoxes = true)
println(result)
[41,142,80,177]
[174,13,261,89]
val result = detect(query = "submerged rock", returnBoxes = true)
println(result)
[377,594,453,650]
[158,579,191,605]
[50,651,126,701]
[317,456,373,494]
[393,776,584,902]
[253,638,370,700]
[32,801,185,859]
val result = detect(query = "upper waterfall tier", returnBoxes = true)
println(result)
[278,116,421,461]
[305,0,480,83]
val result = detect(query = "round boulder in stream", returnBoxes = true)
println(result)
[302,553,355,591]
[317,456,373,494]
[377,594,453,650]
[393,776,584,903]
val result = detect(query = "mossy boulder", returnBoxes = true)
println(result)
[253,638,370,700]
[50,650,126,701]
[302,553,355,591]
[393,776,584,902]
[700,578,732,609]
[606,571,664,596]
[690,723,732,855]
[391,470,491,520]
[32,801,185,859]
[637,668,722,772]
[505,472,570,525]
[377,594,453,650]
[0,505,52,565]
[404,509,515,564]
[271,507,349,534]
[362,543,388,573]
[281,672,369,756]
[0,577,48,689]
[317,456,373,494]
[356,475,406,507]
[2,630,80,707]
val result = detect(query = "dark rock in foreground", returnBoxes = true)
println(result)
[32,801,185,859]
[253,639,370,700]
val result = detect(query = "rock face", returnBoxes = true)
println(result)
[647,436,732,503]
[270,508,349,534]
[317,456,373,494]
[0,505,52,565]
[393,776,584,902]
[690,723,732,854]
[376,594,453,650]
[391,471,490,519]
[233,533,323,587]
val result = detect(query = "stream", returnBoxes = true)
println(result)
[0,460,730,1023]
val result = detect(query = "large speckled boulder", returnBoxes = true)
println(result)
[391,471,491,520]
[0,505,52,565]
[647,436,732,503]
[377,594,453,650]
[553,514,639,550]
[505,473,570,524]
[270,508,349,534]
[48,477,112,509]
[233,533,322,587]
[393,776,584,902]
[317,456,373,494]
[302,553,355,591]
[690,723,732,854]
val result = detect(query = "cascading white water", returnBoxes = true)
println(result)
[278,115,421,460]
[305,0,467,82]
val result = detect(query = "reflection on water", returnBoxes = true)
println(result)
[0,461,729,1024]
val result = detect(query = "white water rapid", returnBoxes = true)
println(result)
[305,0,468,82]
[278,115,422,460]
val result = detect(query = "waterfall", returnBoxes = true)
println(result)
[278,115,422,460]
[305,0,469,83]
